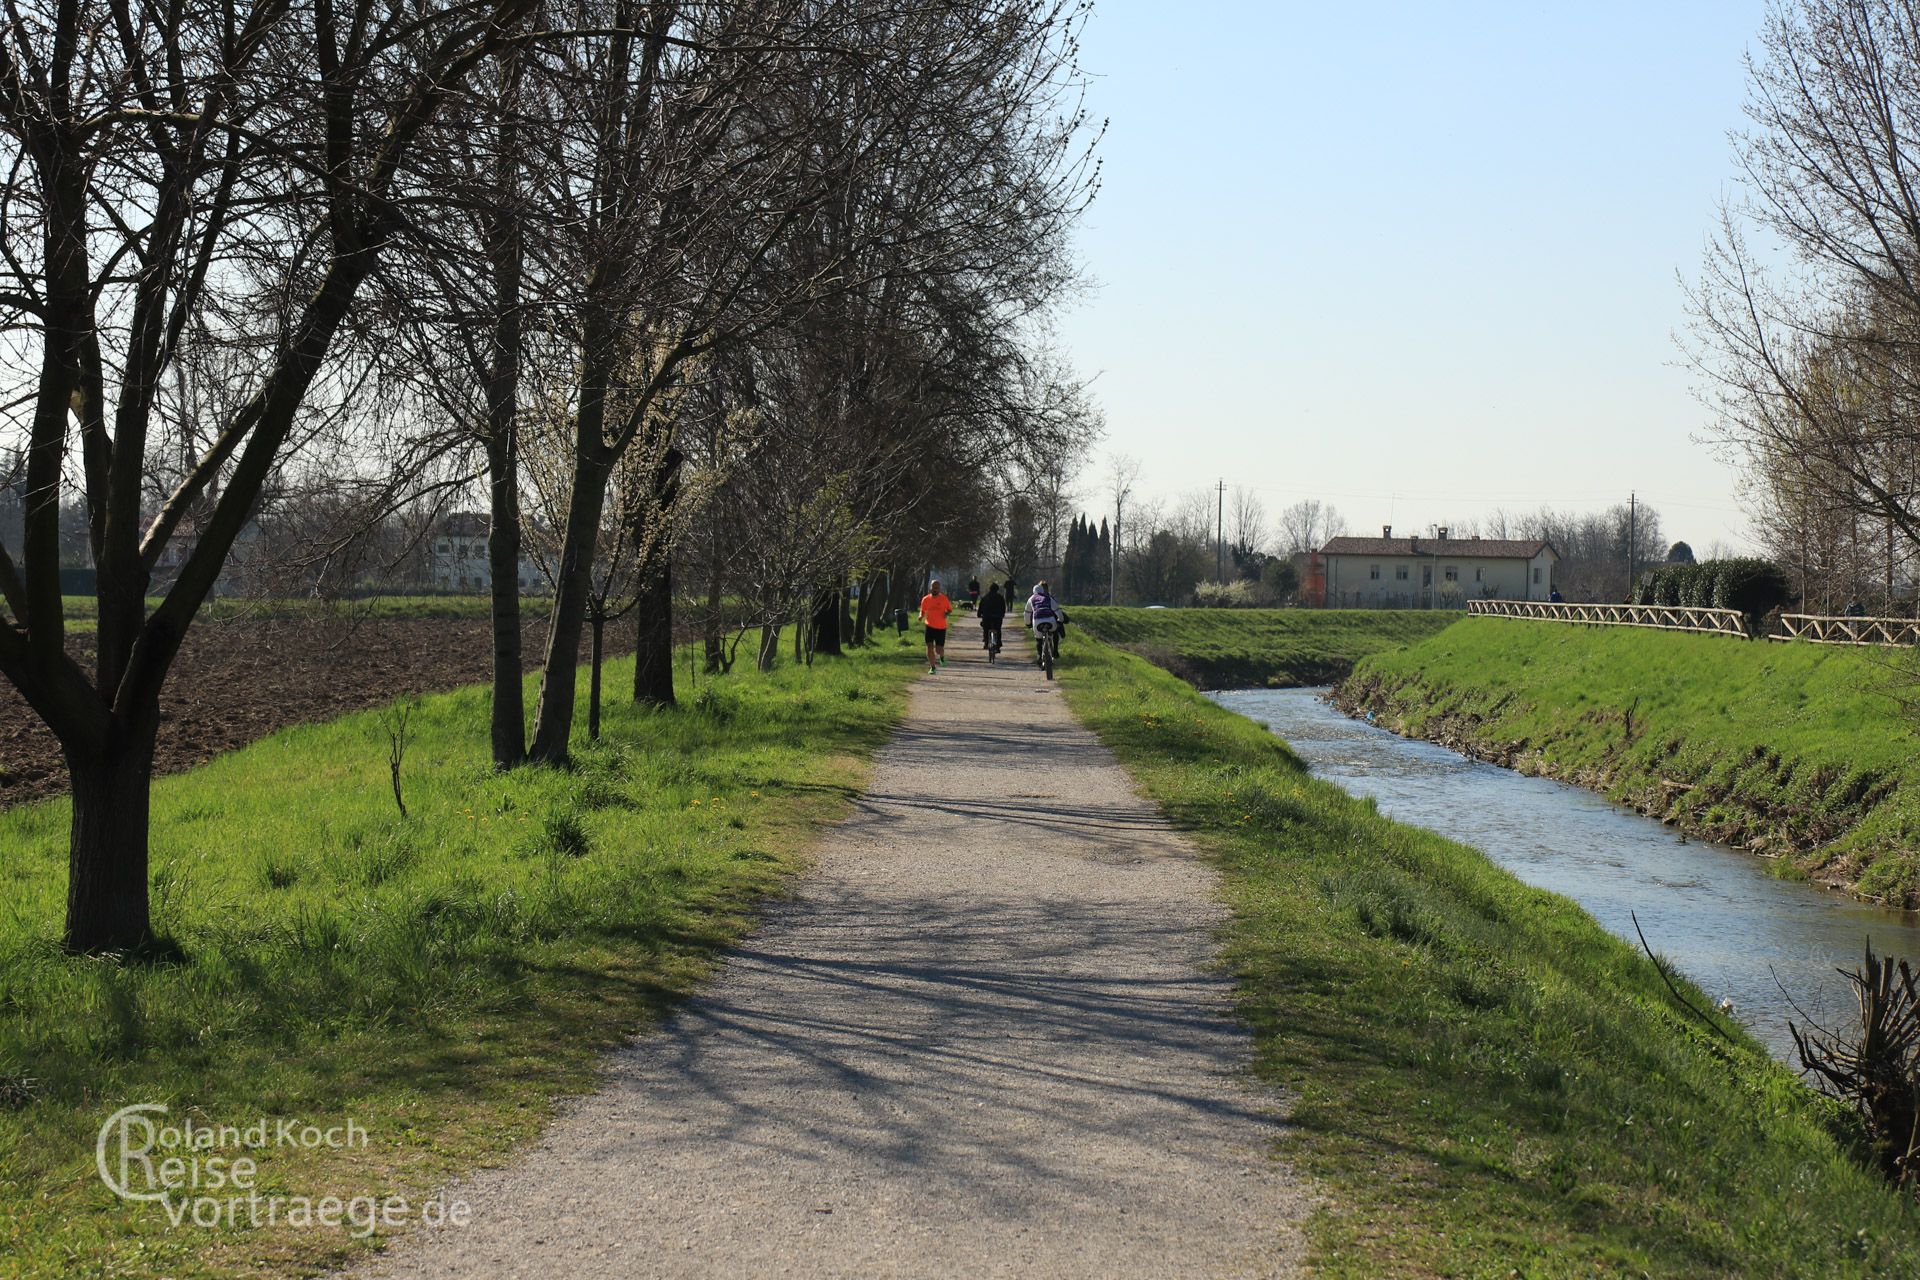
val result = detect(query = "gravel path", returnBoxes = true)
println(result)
[351,625,1310,1279]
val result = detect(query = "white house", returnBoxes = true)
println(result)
[427,512,547,594]
[1319,527,1558,609]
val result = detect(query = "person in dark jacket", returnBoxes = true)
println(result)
[978,582,1006,657]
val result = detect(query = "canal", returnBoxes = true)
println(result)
[1212,686,1920,1063]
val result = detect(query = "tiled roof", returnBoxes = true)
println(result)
[1319,537,1555,559]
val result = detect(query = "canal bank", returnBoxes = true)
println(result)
[1056,633,1920,1277]
[1217,685,1920,1065]
[1344,616,1920,905]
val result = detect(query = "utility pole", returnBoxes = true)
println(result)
[1216,478,1225,581]
[1627,490,1637,601]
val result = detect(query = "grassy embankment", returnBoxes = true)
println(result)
[0,638,922,1279]
[1070,606,1457,689]
[1058,633,1920,1277]
[1344,617,1920,903]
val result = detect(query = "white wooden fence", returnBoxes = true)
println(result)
[1466,599,1749,636]
[1467,600,1920,647]
[1772,614,1920,646]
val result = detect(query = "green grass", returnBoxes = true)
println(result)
[0,637,922,1278]
[1057,634,1920,1277]
[54,593,518,627]
[1070,606,1458,688]
[1346,617,1920,903]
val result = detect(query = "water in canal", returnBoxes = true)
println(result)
[1212,686,1920,1064]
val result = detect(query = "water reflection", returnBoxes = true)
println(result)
[1213,686,1920,1064]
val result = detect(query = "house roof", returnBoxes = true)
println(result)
[1319,536,1557,560]
[439,511,490,537]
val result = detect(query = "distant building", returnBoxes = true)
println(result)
[427,512,546,594]
[1317,526,1558,609]
[0,473,22,563]
[149,514,265,597]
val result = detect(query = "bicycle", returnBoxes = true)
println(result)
[1032,617,1059,680]
[981,618,1002,663]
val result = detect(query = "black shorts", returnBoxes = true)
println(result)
[925,626,947,644]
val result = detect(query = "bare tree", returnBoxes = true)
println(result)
[1228,486,1267,566]
[1689,1,1920,595]
[0,0,532,952]
[1105,453,1141,603]
[1276,499,1346,555]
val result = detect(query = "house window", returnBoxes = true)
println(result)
[1443,566,1458,582]
[1395,565,1408,581]
[1422,566,1432,586]
[1474,567,1483,582]
[1369,564,1380,580]
[1533,567,1542,584]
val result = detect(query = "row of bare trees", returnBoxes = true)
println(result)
[0,0,1100,953]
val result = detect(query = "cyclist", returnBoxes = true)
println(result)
[1026,580,1068,666]
[978,582,1006,659]
[919,578,954,672]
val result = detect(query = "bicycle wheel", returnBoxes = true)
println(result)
[1042,635,1054,680]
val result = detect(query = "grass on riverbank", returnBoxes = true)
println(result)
[1346,617,1920,903]
[0,639,921,1279]
[1069,606,1457,688]
[1058,635,1920,1277]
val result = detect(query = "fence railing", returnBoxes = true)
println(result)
[1466,599,1749,636]
[1773,614,1920,647]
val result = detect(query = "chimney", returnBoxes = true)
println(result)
[1436,526,1448,540]
[1382,524,1392,538]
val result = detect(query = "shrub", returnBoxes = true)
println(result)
[1711,558,1791,625]
[1683,563,1718,608]
[1634,559,1788,626]
[1191,580,1261,608]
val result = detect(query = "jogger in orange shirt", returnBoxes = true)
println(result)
[918,580,954,673]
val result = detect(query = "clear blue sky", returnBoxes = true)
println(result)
[1055,0,1769,551]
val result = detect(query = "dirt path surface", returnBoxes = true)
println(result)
[352,626,1310,1279]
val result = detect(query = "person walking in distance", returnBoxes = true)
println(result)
[978,582,1006,660]
[967,577,981,610]
[919,579,954,673]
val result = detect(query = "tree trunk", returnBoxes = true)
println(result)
[630,447,680,706]
[852,575,875,645]
[485,431,524,768]
[703,558,725,674]
[811,587,844,657]
[63,709,159,954]
[483,45,526,771]
[528,447,612,765]
[588,611,604,742]
[633,553,675,705]
[757,623,779,672]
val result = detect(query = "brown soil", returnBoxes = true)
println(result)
[0,616,638,812]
